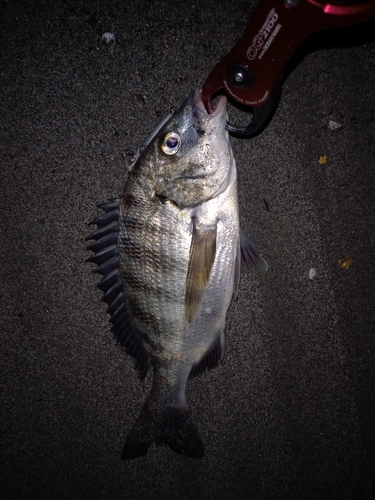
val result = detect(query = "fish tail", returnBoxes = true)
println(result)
[121,400,204,460]
[159,406,204,458]
[120,402,153,460]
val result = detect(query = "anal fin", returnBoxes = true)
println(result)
[189,334,224,380]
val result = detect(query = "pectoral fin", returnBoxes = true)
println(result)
[240,229,268,272]
[233,238,241,301]
[185,221,217,323]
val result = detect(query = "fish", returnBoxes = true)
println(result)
[87,89,267,460]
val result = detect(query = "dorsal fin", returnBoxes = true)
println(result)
[87,200,151,381]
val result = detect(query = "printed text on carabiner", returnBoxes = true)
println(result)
[247,8,279,61]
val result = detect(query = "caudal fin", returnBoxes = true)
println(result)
[121,403,204,460]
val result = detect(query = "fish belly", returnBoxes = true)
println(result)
[118,173,238,379]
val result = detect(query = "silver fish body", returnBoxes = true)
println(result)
[87,90,266,459]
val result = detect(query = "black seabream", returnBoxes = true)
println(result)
[87,90,267,459]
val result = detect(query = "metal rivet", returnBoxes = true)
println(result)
[234,72,244,83]
[284,0,300,8]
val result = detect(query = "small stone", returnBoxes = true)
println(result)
[102,32,115,45]
[328,120,342,131]
[309,268,317,280]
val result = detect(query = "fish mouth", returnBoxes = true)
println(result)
[192,89,227,133]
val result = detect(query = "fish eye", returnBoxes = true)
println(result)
[161,132,181,155]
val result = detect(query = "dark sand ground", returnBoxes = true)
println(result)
[1,1,374,498]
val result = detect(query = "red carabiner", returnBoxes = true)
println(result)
[201,0,375,136]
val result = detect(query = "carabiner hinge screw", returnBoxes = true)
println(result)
[284,0,301,9]
[226,63,254,89]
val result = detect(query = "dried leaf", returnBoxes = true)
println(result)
[338,257,352,269]
[319,155,327,165]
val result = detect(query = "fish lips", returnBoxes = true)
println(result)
[192,89,228,136]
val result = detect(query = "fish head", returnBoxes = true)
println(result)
[134,90,234,208]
